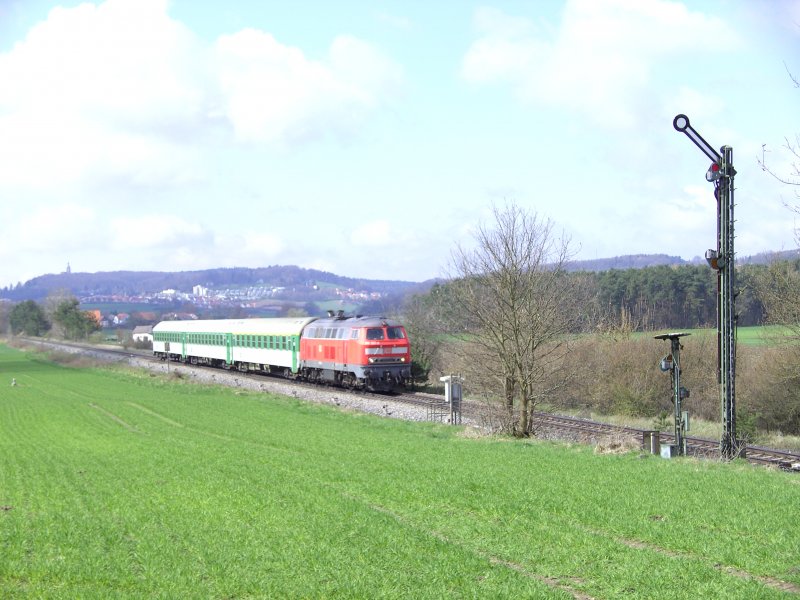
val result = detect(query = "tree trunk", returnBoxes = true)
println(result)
[517,395,530,437]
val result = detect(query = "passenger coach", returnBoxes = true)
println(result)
[152,317,316,376]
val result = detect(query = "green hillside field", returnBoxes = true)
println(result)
[0,344,798,598]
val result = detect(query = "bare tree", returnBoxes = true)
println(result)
[759,65,800,241]
[402,292,444,386]
[756,260,800,338]
[756,65,800,337]
[444,203,578,436]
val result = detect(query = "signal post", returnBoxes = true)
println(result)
[673,114,741,460]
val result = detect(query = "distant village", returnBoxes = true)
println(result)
[80,283,386,330]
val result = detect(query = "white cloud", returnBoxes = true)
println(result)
[662,184,717,232]
[0,0,205,190]
[0,0,404,192]
[213,29,402,144]
[350,220,393,247]
[110,215,210,250]
[0,203,98,254]
[462,0,739,129]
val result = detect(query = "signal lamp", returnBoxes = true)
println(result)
[706,162,721,182]
[705,249,720,270]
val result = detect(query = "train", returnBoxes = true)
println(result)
[152,312,412,392]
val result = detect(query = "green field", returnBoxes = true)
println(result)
[1,344,799,598]
[648,325,796,347]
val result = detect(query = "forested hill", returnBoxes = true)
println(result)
[565,249,800,272]
[0,265,419,302]
[565,254,688,272]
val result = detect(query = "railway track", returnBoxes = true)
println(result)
[17,337,800,471]
[531,411,800,470]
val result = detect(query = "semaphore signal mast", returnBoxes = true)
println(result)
[673,114,741,460]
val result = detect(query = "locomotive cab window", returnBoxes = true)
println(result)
[387,327,406,340]
[366,328,384,340]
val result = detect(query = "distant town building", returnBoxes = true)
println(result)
[193,284,208,297]
[112,313,130,325]
[132,326,153,343]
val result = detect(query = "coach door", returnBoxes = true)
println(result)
[291,335,300,373]
[181,332,187,360]
[225,333,233,365]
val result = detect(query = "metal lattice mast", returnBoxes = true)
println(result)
[718,146,738,458]
[673,115,739,460]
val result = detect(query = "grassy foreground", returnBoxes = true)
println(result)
[1,345,799,599]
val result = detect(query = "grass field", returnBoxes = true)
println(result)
[1,344,799,598]
[648,325,795,346]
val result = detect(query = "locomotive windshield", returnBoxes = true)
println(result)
[366,328,384,340]
[365,326,406,340]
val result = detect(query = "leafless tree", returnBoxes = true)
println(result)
[756,65,800,337]
[759,64,800,242]
[444,203,578,436]
[401,292,445,386]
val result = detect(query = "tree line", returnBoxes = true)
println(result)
[7,295,101,340]
[585,261,768,331]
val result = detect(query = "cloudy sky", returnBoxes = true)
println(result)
[0,0,798,288]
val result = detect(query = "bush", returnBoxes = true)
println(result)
[555,332,718,422]
[737,345,800,435]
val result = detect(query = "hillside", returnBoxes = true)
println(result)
[2,250,798,302]
[0,265,420,302]
[565,248,800,272]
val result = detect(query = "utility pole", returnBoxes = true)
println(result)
[673,114,740,460]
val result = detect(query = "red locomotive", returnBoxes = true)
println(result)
[299,313,411,392]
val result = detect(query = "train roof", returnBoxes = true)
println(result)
[153,317,317,336]
[310,315,403,328]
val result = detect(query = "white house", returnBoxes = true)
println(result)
[132,325,153,343]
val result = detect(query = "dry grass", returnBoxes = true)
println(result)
[594,434,641,455]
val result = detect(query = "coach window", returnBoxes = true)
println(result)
[366,328,384,340]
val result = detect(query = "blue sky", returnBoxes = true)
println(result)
[0,0,798,288]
